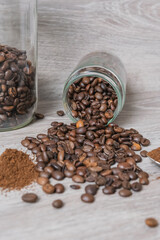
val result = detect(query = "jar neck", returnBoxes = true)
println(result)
[63,66,126,124]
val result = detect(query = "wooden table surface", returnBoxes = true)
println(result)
[0,0,160,239]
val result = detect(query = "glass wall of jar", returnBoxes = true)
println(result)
[0,0,37,131]
[63,52,127,125]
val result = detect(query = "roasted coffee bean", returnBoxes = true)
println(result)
[72,175,85,183]
[139,178,149,185]
[145,218,158,228]
[42,183,55,194]
[52,171,64,180]
[55,183,65,193]
[70,184,81,189]
[39,171,51,179]
[85,184,98,195]
[128,171,138,180]
[81,193,95,203]
[133,154,142,163]
[131,142,141,151]
[122,181,131,190]
[64,170,75,178]
[140,150,148,157]
[76,119,84,128]
[117,162,132,171]
[35,112,44,119]
[131,182,142,191]
[119,189,132,197]
[22,193,38,203]
[52,199,63,208]
[112,180,122,189]
[102,186,115,194]
[37,177,49,186]
[140,138,150,146]
[138,171,149,179]
[57,110,65,116]
[35,162,45,172]
[21,139,30,147]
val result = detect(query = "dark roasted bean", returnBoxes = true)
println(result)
[81,193,95,203]
[52,199,63,208]
[140,150,148,157]
[102,186,115,194]
[57,110,65,116]
[131,182,142,191]
[85,184,98,195]
[119,189,132,197]
[22,193,38,203]
[70,184,81,189]
[55,183,65,193]
[52,171,64,181]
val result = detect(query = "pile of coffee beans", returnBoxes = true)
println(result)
[21,118,150,205]
[67,77,117,124]
[0,44,36,128]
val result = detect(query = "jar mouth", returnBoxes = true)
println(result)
[63,65,125,125]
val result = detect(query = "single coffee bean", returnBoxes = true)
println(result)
[131,182,142,191]
[39,171,51,179]
[55,183,65,193]
[119,189,132,197]
[140,138,150,146]
[21,139,30,147]
[85,184,98,195]
[81,193,95,203]
[35,112,44,119]
[145,218,158,228]
[128,171,138,180]
[52,171,64,180]
[102,186,115,194]
[139,178,149,185]
[37,177,49,186]
[138,171,149,179]
[133,154,142,163]
[22,193,38,203]
[70,184,81,189]
[42,183,55,194]
[140,150,148,157]
[122,181,131,190]
[76,119,84,128]
[52,199,63,208]
[72,175,85,183]
[57,110,65,116]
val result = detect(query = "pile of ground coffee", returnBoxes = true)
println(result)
[148,147,160,162]
[0,149,38,191]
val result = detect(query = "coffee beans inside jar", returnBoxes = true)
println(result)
[0,44,36,129]
[67,77,118,124]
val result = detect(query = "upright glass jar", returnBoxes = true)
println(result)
[0,0,37,131]
[63,52,127,125]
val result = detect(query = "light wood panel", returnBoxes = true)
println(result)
[0,1,160,240]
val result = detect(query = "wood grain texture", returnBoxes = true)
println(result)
[0,0,160,240]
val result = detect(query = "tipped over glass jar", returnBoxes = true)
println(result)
[0,0,37,131]
[63,52,127,126]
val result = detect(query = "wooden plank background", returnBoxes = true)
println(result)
[0,0,160,239]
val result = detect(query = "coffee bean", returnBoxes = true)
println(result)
[117,162,132,171]
[122,181,131,190]
[140,138,150,146]
[22,193,38,203]
[52,199,63,208]
[140,150,148,157]
[131,142,141,151]
[128,171,138,180]
[72,175,85,183]
[81,193,95,203]
[70,184,81,189]
[102,186,115,194]
[55,183,65,193]
[119,189,132,197]
[76,119,84,128]
[37,177,49,186]
[39,171,51,179]
[57,110,65,116]
[112,180,122,189]
[35,112,44,119]
[145,218,158,228]
[42,183,55,194]
[52,171,64,181]
[138,171,149,179]
[131,182,142,191]
[139,178,149,185]
[21,139,30,147]
[85,184,98,195]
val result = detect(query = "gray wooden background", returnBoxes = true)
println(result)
[0,0,160,240]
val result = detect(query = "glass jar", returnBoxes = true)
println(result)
[63,52,127,125]
[0,0,37,131]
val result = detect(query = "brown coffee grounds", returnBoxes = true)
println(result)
[0,149,38,191]
[148,147,160,162]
